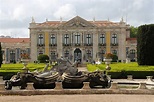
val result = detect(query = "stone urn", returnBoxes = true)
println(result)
[21,59,30,72]
[103,58,112,70]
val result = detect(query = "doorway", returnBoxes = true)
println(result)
[74,48,82,62]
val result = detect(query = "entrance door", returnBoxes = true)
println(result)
[74,48,82,62]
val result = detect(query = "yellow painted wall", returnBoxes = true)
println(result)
[106,31,111,53]
[45,32,49,55]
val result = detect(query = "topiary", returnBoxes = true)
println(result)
[37,54,49,63]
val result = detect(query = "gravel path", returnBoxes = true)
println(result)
[0,94,154,102]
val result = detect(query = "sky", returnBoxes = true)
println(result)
[0,0,154,38]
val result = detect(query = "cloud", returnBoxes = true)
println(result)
[53,4,77,19]
[0,0,153,37]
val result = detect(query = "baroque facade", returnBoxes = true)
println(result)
[29,16,136,63]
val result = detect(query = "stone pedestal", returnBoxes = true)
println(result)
[26,83,35,90]
[146,76,153,82]
[138,82,147,89]
[0,83,5,91]
[55,82,63,90]
[82,82,90,89]
[110,82,118,89]
[127,75,133,80]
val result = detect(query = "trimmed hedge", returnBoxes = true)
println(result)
[108,71,154,79]
[137,24,154,65]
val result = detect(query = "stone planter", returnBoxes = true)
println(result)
[103,58,112,64]
[104,58,112,70]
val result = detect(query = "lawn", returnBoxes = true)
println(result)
[0,63,46,72]
[87,62,154,72]
[87,62,154,78]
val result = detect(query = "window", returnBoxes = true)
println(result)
[64,50,69,58]
[86,34,91,44]
[51,51,56,59]
[50,34,56,45]
[112,50,117,55]
[75,32,80,44]
[111,34,117,44]
[100,34,105,44]
[64,34,69,44]
[38,34,44,45]
[87,50,92,58]
[38,51,43,55]
[130,49,135,54]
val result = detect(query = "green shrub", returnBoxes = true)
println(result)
[112,54,118,62]
[37,54,49,63]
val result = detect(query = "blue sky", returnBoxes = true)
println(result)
[0,0,154,38]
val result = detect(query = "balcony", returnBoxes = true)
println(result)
[74,43,81,46]
[84,43,93,46]
[111,43,118,46]
[98,43,106,46]
[37,44,45,46]
[63,43,71,46]
[49,44,57,46]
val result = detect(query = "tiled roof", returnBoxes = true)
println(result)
[126,38,137,41]
[0,38,30,43]
[36,21,66,27]
[91,21,119,27]
[36,20,119,27]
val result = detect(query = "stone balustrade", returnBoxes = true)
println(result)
[0,81,150,90]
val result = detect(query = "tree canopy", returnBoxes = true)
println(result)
[130,26,138,38]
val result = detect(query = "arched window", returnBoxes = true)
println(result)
[50,34,56,45]
[38,34,44,45]
[100,34,105,44]
[112,34,117,44]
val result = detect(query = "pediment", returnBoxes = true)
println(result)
[60,16,96,28]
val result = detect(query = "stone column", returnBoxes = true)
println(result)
[57,31,63,58]
[93,31,98,60]
[30,29,37,62]
[118,27,126,61]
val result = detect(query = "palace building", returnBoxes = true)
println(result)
[0,37,30,63]
[29,16,136,63]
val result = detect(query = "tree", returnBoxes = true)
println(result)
[137,24,154,65]
[130,26,138,38]
[37,54,49,63]
[0,42,3,67]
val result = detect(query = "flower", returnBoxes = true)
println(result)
[21,53,30,59]
[104,53,113,59]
